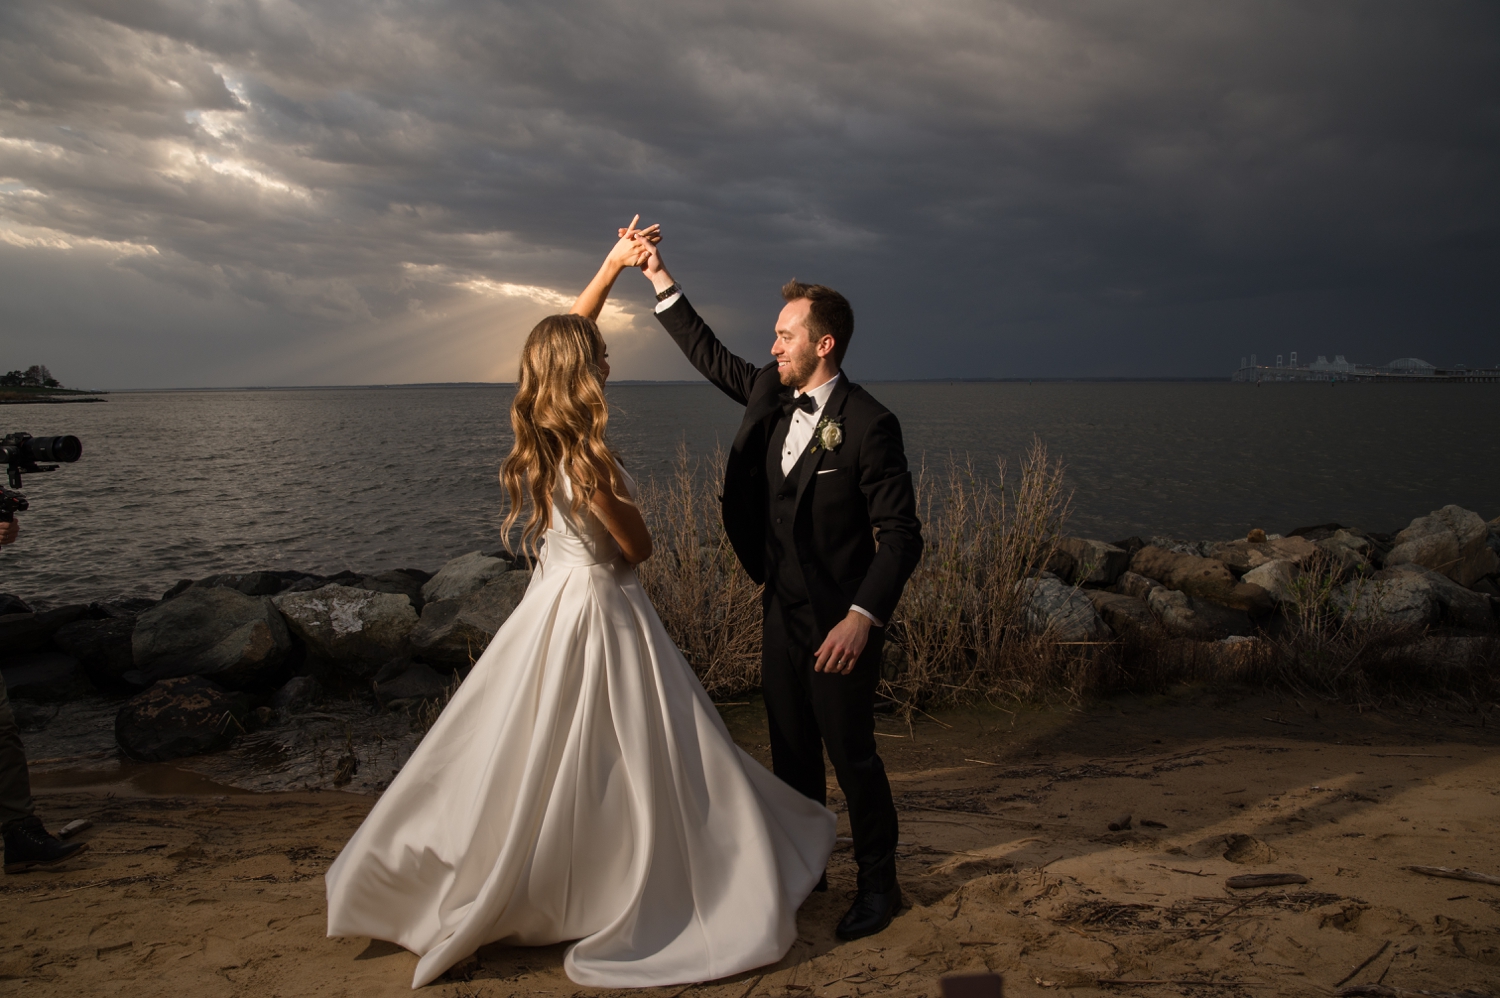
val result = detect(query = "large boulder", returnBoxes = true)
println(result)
[1130,546,1272,615]
[411,571,531,666]
[1317,529,1375,575]
[1147,588,1253,640]
[1021,575,1109,642]
[353,570,428,611]
[1209,535,1319,574]
[421,551,510,603]
[191,571,286,596]
[115,676,249,762]
[0,652,88,700]
[1115,571,1162,601]
[53,616,139,692]
[271,675,322,715]
[0,604,89,659]
[1383,564,1495,632]
[1334,572,1440,632]
[1084,590,1157,637]
[373,663,456,707]
[272,584,419,676]
[1384,505,1500,588]
[1049,538,1130,587]
[131,587,292,690]
[1241,560,1300,604]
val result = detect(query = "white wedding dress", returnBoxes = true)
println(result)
[325,466,836,989]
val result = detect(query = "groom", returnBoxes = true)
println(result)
[636,241,923,940]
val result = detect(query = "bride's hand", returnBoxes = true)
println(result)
[605,215,660,270]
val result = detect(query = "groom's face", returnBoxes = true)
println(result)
[772,299,822,389]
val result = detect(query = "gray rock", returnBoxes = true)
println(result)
[0,652,87,700]
[1084,590,1157,636]
[271,675,323,714]
[0,604,89,659]
[1384,564,1496,632]
[1021,575,1110,642]
[373,663,455,706]
[1334,573,1439,632]
[1147,588,1253,639]
[192,571,286,596]
[115,676,249,762]
[1384,505,1500,588]
[132,587,293,690]
[1130,546,1272,614]
[1209,535,1320,574]
[53,616,138,692]
[1050,537,1130,587]
[1317,529,1374,575]
[0,594,32,616]
[1241,560,1300,604]
[1115,571,1162,601]
[411,571,531,666]
[354,570,427,610]
[420,551,511,603]
[272,584,419,676]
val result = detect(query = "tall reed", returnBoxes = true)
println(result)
[635,443,764,699]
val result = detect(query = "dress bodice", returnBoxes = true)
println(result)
[541,461,638,569]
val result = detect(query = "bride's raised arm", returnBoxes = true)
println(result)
[570,215,660,321]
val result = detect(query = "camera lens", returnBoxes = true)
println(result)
[26,435,82,463]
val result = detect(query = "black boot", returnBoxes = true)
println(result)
[4,816,88,874]
[835,884,901,940]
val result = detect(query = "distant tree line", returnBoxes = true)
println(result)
[0,365,61,388]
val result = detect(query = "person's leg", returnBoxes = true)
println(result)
[759,598,827,806]
[1,674,87,873]
[0,675,34,829]
[810,629,899,895]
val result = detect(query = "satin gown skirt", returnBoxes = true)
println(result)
[324,526,836,989]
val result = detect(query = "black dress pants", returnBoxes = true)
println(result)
[761,594,898,893]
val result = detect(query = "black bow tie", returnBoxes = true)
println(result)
[781,393,818,417]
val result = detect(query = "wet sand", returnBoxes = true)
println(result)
[3,690,1498,997]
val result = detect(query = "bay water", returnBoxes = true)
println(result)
[4,382,1496,608]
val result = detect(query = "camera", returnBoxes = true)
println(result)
[1,432,82,522]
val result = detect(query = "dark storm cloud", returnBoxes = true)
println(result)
[2,0,1496,385]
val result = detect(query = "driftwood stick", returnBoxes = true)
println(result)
[1334,940,1391,988]
[1406,865,1500,887]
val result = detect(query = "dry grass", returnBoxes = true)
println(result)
[635,442,1499,710]
[635,443,763,699]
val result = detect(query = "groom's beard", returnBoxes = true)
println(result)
[779,350,818,389]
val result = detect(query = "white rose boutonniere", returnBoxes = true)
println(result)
[810,415,844,455]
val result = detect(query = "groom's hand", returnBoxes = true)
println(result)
[813,611,872,675]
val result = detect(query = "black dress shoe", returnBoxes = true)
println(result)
[813,872,828,892]
[4,816,88,874]
[835,885,901,940]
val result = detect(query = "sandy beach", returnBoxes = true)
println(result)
[2,690,1496,997]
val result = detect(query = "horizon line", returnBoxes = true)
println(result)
[90,375,1245,392]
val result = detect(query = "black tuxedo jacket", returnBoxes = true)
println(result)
[657,296,923,633]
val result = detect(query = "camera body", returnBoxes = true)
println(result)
[1,432,82,521]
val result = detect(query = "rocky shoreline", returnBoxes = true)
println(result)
[3,505,1498,795]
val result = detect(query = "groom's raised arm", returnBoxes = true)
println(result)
[637,239,759,406]
[655,297,760,406]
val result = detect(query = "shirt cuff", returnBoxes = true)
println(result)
[653,292,682,313]
[849,605,884,627]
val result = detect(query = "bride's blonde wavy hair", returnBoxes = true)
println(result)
[500,313,628,557]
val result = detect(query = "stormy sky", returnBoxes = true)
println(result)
[1,1,1496,387]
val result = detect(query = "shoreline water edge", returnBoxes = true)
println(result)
[2,495,1497,795]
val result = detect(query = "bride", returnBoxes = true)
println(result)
[325,220,836,989]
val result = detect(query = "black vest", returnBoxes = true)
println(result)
[765,412,810,603]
